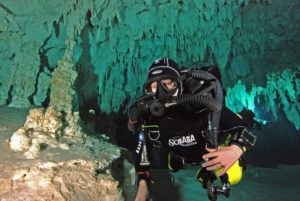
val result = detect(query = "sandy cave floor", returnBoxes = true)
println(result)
[0,105,300,201]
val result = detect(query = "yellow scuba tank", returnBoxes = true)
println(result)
[214,159,243,185]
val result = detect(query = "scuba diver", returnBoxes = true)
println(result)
[127,58,256,201]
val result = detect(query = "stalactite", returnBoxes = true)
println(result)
[0,0,299,129]
[226,68,300,129]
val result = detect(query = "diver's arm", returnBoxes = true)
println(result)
[202,144,243,176]
[127,116,151,201]
[202,107,256,175]
[134,165,151,201]
[219,107,256,152]
[135,178,150,201]
[133,135,152,201]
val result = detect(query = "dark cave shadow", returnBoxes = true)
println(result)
[75,14,101,132]
[110,151,183,201]
[246,112,300,168]
[149,169,183,201]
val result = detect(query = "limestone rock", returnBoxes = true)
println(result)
[49,63,78,112]
[9,107,63,159]
[9,128,31,152]
[225,68,300,130]
[9,106,106,160]
[4,105,125,200]
[0,160,123,201]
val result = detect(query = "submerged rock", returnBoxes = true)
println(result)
[3,106,125,201]
[0,159,123,201]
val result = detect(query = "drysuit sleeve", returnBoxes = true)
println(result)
[219,107,257,152]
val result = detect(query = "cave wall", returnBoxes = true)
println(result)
[0,0,299,129]
[0,0,299,165]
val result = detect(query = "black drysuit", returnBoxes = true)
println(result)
[132,104,253,183]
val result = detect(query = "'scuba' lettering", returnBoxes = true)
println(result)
[168,134,197,147]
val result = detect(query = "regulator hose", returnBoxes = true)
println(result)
[188,69,224,149]
[171,93,221,112]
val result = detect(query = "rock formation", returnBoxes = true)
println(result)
[0,159,123,201]
[3,106,125,201]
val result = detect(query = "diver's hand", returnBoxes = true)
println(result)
[202,145,243,176]
[135,180,150,201]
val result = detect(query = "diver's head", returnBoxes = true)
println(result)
[144,58,183,98]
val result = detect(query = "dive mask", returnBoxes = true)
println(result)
[144,77,178,99]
